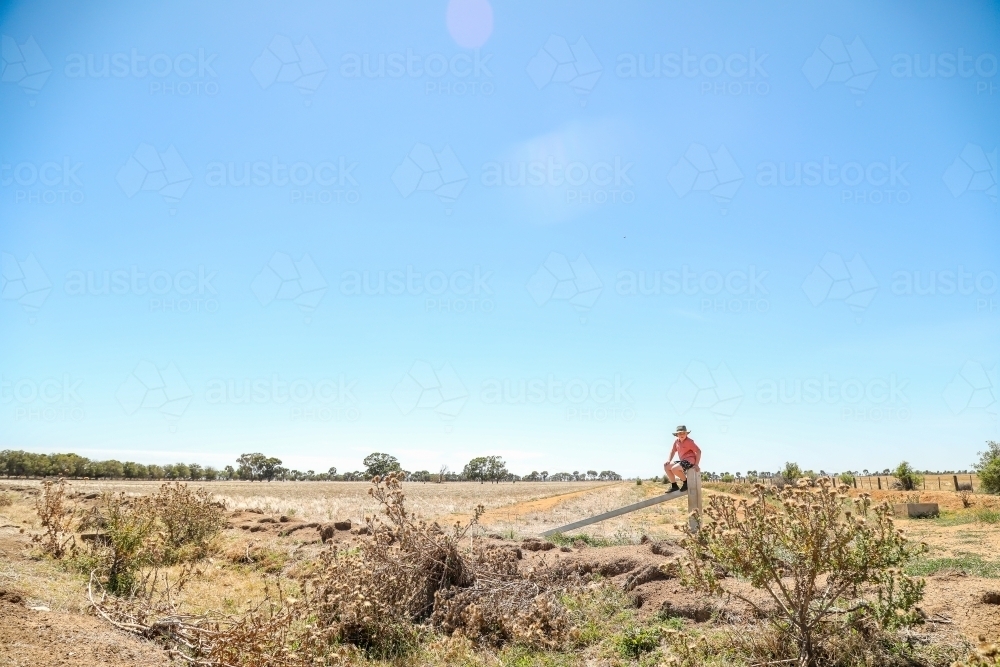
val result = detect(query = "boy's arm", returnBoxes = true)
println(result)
[692,442,702,467]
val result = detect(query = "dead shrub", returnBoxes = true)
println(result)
[682,478,925,666]
[298,472,573,657]
[0,491,13,508]
[152,482,226,563]
[952,636,1000,666]
[960,489,975,508]
[31,478,77,558]
[89,475,573,664]
[90,569,321,667]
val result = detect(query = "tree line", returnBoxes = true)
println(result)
[0,449,621,484]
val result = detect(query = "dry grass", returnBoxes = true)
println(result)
[5,479,609,524]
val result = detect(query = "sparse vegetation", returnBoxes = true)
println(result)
[893,461,924,491]
[976,441,1000,494]
[32,478,77,558]
[905,554,1000,578]
[682,478,925,666]
[5,462,993,667]
[952,636,1000,666]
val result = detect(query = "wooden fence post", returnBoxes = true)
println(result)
[853,477,857,489]
[953,475,959,491]
[687,471,703,532]
[877,477,882,490]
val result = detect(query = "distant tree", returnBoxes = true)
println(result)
[598,470,622,481]
[463,457,488,482]
[540,470,549,481]
[892,461,923,491]
[976,441,1000,494]
[203,466,218,481]
[222,465,235,481]
[781,462,802,483]
[586,470,598,480]
[363,452,401,478]
[263,459,284,481]
[327,466,338,478]
[236,453,265,480]
[484,456,508,483]
[188,463,203,480]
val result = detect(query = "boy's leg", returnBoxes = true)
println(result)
[663,461,676,482]
[670,462,687,482]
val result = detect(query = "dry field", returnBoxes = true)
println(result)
[1,478,998,666]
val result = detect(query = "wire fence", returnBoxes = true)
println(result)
[703,473,981,492]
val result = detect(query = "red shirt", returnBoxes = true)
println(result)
[670,437,701,467]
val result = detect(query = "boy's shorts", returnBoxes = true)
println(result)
[678,459,695,471]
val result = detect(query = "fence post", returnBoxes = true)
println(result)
[953,475,959,491]
[853,477,857,489]
[877,477,882,490]
[687,471,703,532]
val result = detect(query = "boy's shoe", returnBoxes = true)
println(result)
[669,482,680,493]
[680,481,689,492]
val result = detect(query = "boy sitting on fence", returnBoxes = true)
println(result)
[664,425,701,493]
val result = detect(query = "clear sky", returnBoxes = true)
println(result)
[1,0,997,477]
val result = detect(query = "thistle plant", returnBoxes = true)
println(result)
[681,478,925,666]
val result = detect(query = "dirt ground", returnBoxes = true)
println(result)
[1,480,998,665]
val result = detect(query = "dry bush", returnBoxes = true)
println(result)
[0,491,13,507]
[31,478,77,558]
[152,482,226,563]
[89,474,573,664]
[298,472,572,657]
[71,483,226,595]
[86,493,159,595]
[952,636,1000,666]
[90,569,323,667]
[682,478,925,666]
[960,489,974,508]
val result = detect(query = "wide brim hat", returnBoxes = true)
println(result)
[673,425,690,435]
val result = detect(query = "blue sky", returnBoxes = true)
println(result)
[1,0,997,477]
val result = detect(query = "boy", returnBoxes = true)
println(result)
[664,425,700,492]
